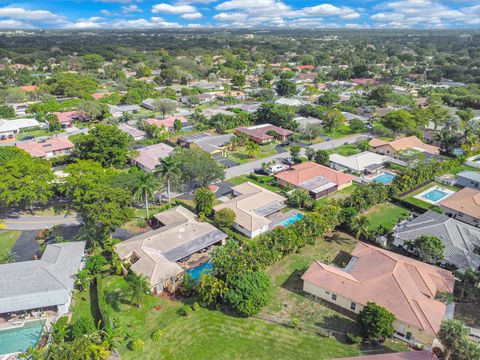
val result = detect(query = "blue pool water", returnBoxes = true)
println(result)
[422,189,449,202]
[373,172,396,184]
[0,320,45,355]
[186,261,213,280]
[277,213,304,227]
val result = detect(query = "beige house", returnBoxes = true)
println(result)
[369,136,440,157]
[115,206,227,293]
[213,182,286,238]
[441,187,480,228]
[302,243,455,346]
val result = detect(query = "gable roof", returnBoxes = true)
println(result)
[0,241,86,313]
[369,136,440,155]
[236,124,293,141]
[117,123,146,139]
[132,143,174,171]
[440,187,480,220]
[17,137,74,158]
[394,210,480,270]
[275,162,355,187]
[457,170,480,183]
[329,151,389,172]
[145,116,187,129]
[53,111,85,123]
[115,206,227,287]
[302,242,455,336]
[214,182,286,232]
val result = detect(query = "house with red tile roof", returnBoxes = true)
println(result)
[274,162,355,199]
[52,111,86,126]
[369,136,440,157]
[236,124,293,144]
[302,242,455,346]
[17,137,74,158]
[297,65,316,71]
[19,85,38,92]
[145,116,188,132]
[338,350,437,360]
[351,78,378,85]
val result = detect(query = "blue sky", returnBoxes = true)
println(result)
[0,0,479,29]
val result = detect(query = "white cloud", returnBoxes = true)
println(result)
[0,19,30,28]
[213,12,246,21]
[122,5,142,13]
[0,7,66,23]
[181,12,202,19]
[151,3,197,14]
[71,17,105,29]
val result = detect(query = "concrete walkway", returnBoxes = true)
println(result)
[1,214,82,230]
[225,133,370,179]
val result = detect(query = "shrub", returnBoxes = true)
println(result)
[192,302,200,311]
[151,329,163,341]
[292,318,300,329]
[214,208,236,228]
[358,302,395,341]
[179,305,193,317]
[226,271,272,317]
[178,273,198,297]
[346,332,362,344]
[71,316,95,339]
[129,338,144,351]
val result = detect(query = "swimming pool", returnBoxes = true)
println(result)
[277,213,304,227]
[373,172,396,185]
[421,189,450,202]
[0,320,45,355]
[186,260,213,280]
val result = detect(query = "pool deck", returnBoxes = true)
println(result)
[267,210,303,230]
[413,185,456,205]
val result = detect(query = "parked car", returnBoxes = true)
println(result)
[0,135,6,140]
[281,157,295,166]
[280,140,291,146]
[268,164,286,174]
[8,134,13,139]
[254,168,270,176]
[23,135,35,140]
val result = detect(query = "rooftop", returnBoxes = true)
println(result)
[440,187,480,220]
[369,136,440,155]
[132,143,174,171]
[17,137,74,158]
[329,151,390,172]
[275,162,355,187]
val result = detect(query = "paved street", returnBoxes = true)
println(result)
[1,214,82,230]
[225,133,370,179]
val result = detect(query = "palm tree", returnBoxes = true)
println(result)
[228,135,240,151]
[126,272,151,308]
[1,250,16,264]
[132,171,158,220]
[194,187,215,216]
[245,140,260,158]
[353,216,371,240]
[155,156,178,206]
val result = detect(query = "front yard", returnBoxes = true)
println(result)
[228,174,285,194]
[327,143,363,156]
[227,142,278,164]
[363,203,409,232]
[0,231,20,263]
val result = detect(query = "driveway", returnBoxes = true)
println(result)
[225,133,370,179]
[1,214,82,230]
[11,230,40,262]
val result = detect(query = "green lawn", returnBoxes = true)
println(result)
[16,129,62,140]
[327,144,362,156]
[401,182,459,211]
[448,164,479,175]
[100,275,360,360]
[323,125,361,139]
[363,203,409,231]
[0,231,21,263]
[227,142,278,164]
[228,174,285,194]
[316,184,358,206]
[71,288,95,323]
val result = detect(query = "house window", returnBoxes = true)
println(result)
[332,294,337,301]
[325,290,330,295]
[350,302,356,311]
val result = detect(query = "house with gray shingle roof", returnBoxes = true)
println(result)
[393,210,480,271]
[457,170,480,190]
[0,241,86,315]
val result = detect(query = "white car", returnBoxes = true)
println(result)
[268,164,286,174]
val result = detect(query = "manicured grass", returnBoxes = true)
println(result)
[16,129,63,140]
[0,231,20,263]
[316,184,358,206]
[228,142,278,164]
[327,144,362,156]
[228,174,285,194]
[323,125,361,139]
[448,164,478,175]
[400,181,459,211]
[363,203,409,231]
[455,303,480,328]
[71,288,95,323]
[102,275,360,360]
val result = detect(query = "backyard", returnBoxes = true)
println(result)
[0,231,20,263]
[316,184,358,206]
[400,181,459,211]
[363,203,410,232]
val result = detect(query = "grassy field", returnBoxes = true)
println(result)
[448,164,479,175]
[100,275,360,360]
[228,174,285,194]
[0,231,21,263]
[16,129,58,140]
[316,184,358,206]
[327,144,362,156]
[227,142,278,164]
[363,203,409,231]
[400,182,459,211]
[323,125,361,139]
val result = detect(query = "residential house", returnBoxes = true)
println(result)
[440,188,480,228]
[351,78,378,86]
[215,91,246,101]
[275,162,355,199]
[329,151,391,174]
[141,98,178,111]
[108,104,140,118]
[275,98,309,106]
[213,182,286,238]
[456,170,480,189]
[236,124,293,144]
[191,81,224,91]
[115,206,227,293]
[131,143,174,172]
[338,351,437,360]
[369,136,440,157]
[145,116,190,132]
[202,108,236,120]
[297,65,316,71]
[190,133,234,156]
[0,118,41,137]
[117,123,146,141]
[224,103,261,113]
[0,242,86,316]
[19,85,38,92]
[52,111,86,126]
[17,137,75,158]
[180,93,216,106]
[294,116,323,129]
[11,101,40,117]
[393,210,480,270]
[342,112,368,123]
[302,242,455,346]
